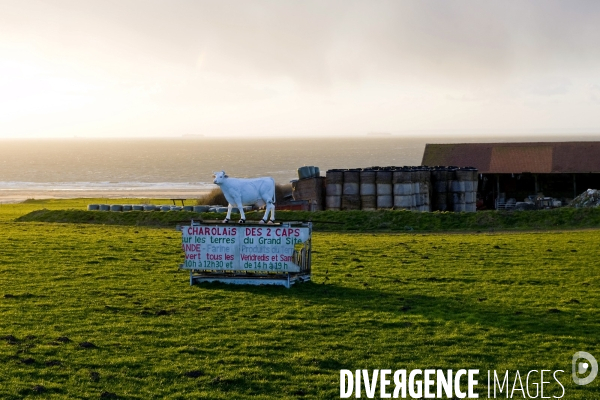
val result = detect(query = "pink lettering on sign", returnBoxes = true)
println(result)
[274,228,300,237]
[183,244,201,252]
[240,254,270,261]
[245,227,263,236]
[188,226,237,236]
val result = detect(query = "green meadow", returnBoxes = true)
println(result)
[0,199,599,399]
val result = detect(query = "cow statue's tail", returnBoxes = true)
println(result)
[271,178,276,205]
[267,178,276,223]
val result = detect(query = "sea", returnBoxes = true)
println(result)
[0,135,597,203]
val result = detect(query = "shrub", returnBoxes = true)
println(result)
[196,188,227,206]
[276,183,292,201]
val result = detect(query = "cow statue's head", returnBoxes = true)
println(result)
[212,170,228,184]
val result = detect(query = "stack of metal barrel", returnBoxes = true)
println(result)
[325,166,477,212]
[359,169,377,210]
[325,169,343,211]
[430,167,478,212]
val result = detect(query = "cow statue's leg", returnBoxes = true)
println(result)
[235,197,246,223]
[223,203,233,223]
[260,201,275,224]
[267,201,275,224]
[259,206,267,224]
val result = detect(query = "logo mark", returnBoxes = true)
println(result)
[572,351,598,385]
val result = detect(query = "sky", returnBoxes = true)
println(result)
[1,0,600,138]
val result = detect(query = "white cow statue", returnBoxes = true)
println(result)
[212,170,276,224]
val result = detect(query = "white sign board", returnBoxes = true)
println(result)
[181,225,310,272]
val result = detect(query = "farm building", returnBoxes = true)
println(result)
[422,141,600,210]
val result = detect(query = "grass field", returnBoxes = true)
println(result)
[0,199,599,399]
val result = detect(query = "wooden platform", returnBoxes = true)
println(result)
[189,271,311,288]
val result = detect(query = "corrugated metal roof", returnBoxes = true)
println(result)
[421,142,600,173]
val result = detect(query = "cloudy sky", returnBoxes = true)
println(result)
[1,0,600,138]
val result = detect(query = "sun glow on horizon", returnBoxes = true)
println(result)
[2,1,600,139]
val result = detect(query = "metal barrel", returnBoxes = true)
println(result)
[376,169,393,209]
[392,168,414,210]
[450,180,466,192]
[99,204,110,211]
[110,205,122,212]
[360,169,376,195]
[452,192,466,205]
[423,168,432,212]
[87,204,99,211]
[464,180,474,192]
[453,202,467,212]
[466,168,478,212]
[411,169,424,211]
[431,169,449,192]
[143,205,156,211]
[412,181,421,207]
[343,169,360,195]
[434,193,448,211]
[325,169,344,210]
[450,168,468,212]
[342,169,361,210]
[454,169,471,181]
[446,168,457,211]
[122,205,132,212]
[392,169,413,184]
[360,169,377,210]
[326,195,342,210]
[451,168,468,192]
[132,205,144,211]
[434,178,449,194]
[394,194,413,208]
[298,166,311,180]
[377,195,393,209]
[342,194,361,210]
[193,205,210,213]
[414,168,431,212]
[183,206,194,212]
[393,182,414,195]
[160,205,171,211]
[430,168,448,211]
[360,195,377,211]
[465,191,476,203]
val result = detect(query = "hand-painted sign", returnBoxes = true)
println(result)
[181,225,310,272]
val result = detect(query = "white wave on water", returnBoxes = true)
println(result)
[0,181,216,191]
